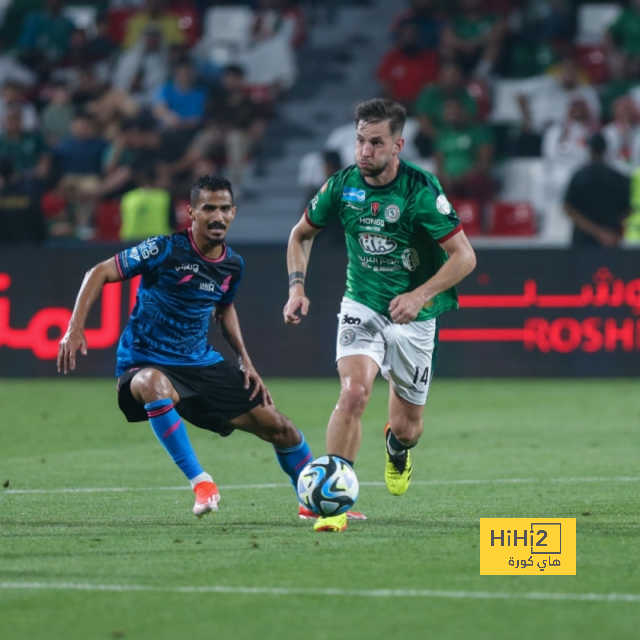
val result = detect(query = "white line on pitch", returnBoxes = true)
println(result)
[0,582,638,603]
[3,477,639,495]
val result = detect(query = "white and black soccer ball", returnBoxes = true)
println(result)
[297,455,359,516]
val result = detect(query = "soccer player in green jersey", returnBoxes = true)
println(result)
[284,99,476,532]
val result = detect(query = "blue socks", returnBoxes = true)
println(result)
[274,430,312,489]
[145,399,204,482]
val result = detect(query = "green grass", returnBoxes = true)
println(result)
[1,378,639,640]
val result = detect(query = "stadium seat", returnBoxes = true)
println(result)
[575,45,609,85]
[203,6,254,50]
[40,191,67,221]
[95,200,122,241]
[107,8,136,44]
[450,198,481,237]
[576,3,623,44]
[498,157,545,214]
[488,201,536,236]
[175,199,191,231]
[169,4,200,47]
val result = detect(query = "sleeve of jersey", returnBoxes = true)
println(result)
[217,261,243,308]
[115,236,170,279]
[416,188,463,244]
[304,177,340,229]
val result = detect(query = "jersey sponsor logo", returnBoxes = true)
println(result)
[339,328,356,346]
[137,238,160,260]
[346,203,365,211]
[359,216,384,227]
[402,248,420,272]
[310,194,319,210]
[199,282,216,293]
[358,232,397,255]
[341,314,361,325]
[436,195,452,215]
[384,204,401,223]
[175,263,200,273]
[371,201,381,216]
[342,187,366,203]
[128,246,140,262]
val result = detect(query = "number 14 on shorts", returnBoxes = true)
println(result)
[412,366,430,385]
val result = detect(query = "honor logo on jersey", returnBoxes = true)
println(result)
[371,202,381,216]
[358,233,397,255]
[342,187,366,203]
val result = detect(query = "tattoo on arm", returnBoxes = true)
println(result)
[289,271,304,288]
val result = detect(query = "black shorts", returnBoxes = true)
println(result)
[117,360,262,437]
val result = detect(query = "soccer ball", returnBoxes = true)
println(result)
[297,455,359,516]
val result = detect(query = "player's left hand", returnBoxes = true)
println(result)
[389,291,426,324]
[241,362,274,407]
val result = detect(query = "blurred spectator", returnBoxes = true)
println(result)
[414,62,477,157]
[564,133,629,248]
[377,20,439,109]
[41,81,75,146]
[113,25,169,106]
[124,0,186,50]
[120,165,174,241]
[253,0,307,48]
[602,97,640,177]
[602,56,640,121]
[161,65,268,195]
[391,0,443,52]
[0,109,50,185]
[0,81,38,134]
[607,0,640,60]
[542,97,595,205]
[53,113,107,237]
[0,156,46,244]
[0,37,36,88]
[434,97,496,211]
[17,0,75,74]
[153,58,206,130]
[440,0,506,77]
[96,115,162,199]
[514,57,600,155]
[87,13,119,63]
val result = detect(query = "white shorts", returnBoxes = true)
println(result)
[335,297,437,406]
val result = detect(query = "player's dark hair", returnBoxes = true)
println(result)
[354,98,406,137]
[190,175,234,207]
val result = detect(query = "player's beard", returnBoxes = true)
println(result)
[357,158,389,178]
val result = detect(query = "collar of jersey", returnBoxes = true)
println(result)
[357,159,405,191]
[187,227,228,263]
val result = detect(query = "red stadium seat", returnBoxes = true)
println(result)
[95,200,122,241]
[169,4,201,47]
[450,198,482,236]
[107,9,136,44]
[488,201,536,236]
[40,191,67,220]
[575,45,609,85]
[175,199,191,231]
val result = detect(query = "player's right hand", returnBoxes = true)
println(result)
[57,327,88,374]
[283,294,310,325]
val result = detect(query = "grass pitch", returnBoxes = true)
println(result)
[1,378,639,640]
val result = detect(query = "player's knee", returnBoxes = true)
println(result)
[266,412,298,448]
[338,382,370,417]
[130,369,177,405]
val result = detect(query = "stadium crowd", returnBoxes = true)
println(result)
[0,0,306,244]
[372,0,640,245]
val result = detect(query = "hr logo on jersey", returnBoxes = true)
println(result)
[371,202,381,216]
[342,187,366,203]
[384,204,401,223]
[341,314,361,325]
[358,233,397,255]
[402,248,420,272]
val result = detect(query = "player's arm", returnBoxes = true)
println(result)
[57,257,122,374]
[283,215,322,325]
[389,231,476,324]
[213,304,273,406]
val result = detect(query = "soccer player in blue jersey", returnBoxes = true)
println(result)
[57,175,364,521]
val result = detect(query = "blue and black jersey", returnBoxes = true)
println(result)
[114,228,243,376]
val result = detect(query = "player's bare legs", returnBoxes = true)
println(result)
[388,383,424,447]
[129,368,219,516]
[230,405,302,449]
[326,355,379,462]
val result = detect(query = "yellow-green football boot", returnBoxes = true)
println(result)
[313,512,348,532]
[384,424,413,496]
